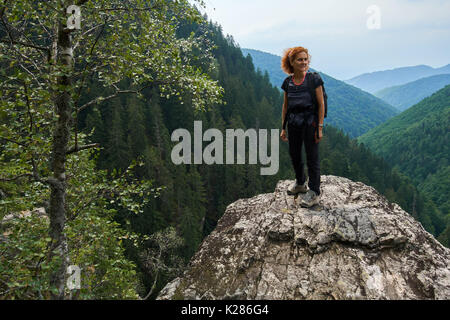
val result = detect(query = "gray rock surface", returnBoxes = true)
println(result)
[157,175,450,300]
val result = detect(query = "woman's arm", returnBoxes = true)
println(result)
[315,86,325,142]
[281,92,288,129]
[280,92,288,141]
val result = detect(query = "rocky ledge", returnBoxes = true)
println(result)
[157,175,450,300]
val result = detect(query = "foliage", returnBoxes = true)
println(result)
[76,19,290,297]
[358,85,450,216]
[0,0,222,299]
[76,19,448,299]
[1,2,447,300]
[0,148,142,299]
[139,226,185,300]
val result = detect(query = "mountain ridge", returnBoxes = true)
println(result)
[374,74,450,112]
[241,48,398,138]
[345,64,450,94]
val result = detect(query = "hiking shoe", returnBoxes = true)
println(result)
[300,190,320,207]
[287,179,308,195]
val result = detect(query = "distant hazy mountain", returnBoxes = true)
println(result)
[241,48,286,87]
[241,48,398,138]
[345,64,450,94]
[375,74,450,112]
[358,84,450,215]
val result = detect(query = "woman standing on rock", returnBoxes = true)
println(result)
[280,46,325,207]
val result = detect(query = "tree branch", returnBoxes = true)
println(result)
[0,7,50,64]
[66,143,100,155]
[76,88,137,113]
[24,82,34,135]
[96,1,167,13]
[142,245,163,300]
[0,166,59,190]
[0,39,50,53]
[72,19,108,151]
[0,136,28,148]
[18,61,44,87]
[0,173,34,182]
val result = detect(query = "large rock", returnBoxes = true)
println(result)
[157,175,450,300]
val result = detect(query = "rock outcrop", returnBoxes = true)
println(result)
[157,175,450,300]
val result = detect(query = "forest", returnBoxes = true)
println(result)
[374,74,450,112]
[359,85,450,218]
[0,1,447,300]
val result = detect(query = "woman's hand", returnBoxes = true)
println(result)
[315,127,323,144]
[280,129,288,142]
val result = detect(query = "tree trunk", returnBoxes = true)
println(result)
[49,21,73,300]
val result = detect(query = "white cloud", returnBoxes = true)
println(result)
[195,0,450,79]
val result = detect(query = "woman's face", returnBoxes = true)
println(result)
[292,51,309,73]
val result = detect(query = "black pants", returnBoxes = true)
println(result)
[288,122,321,195]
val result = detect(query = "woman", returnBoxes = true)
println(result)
[280,46,325,207]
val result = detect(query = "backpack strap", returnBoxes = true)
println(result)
[306,72,318,109]
[307,72,320,139]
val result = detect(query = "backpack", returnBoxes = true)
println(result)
[306,72,328,118]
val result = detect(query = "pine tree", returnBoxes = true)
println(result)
[105,99,130,171]
[126,96,148,160]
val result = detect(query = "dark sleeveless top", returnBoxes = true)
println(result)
[281,72,323,129]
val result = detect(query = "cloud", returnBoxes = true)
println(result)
[195,0,450,79]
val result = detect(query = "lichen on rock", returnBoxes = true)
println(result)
[157,175,450,300]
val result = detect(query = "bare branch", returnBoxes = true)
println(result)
[36,16,53,40]
[0,8,14,44]
[73,19,108,108]
[0,39,50,53]
[76,89,134,113]
[24,82,34,134]
[76,81,158,113]
[0,136,28,148]
[73,23,104,51]
[72,18,109,152]
[38,1,59,12]
[66,143,100,155]
[97,1,166,13]
[142,244,163,300]
[0,162,55,187]
[18,62,44,88]
[0,7,50,63]
[0,13,47,85]
[0,173,33,182]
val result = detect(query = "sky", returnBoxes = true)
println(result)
[193,0,450,80]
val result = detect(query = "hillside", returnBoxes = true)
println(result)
[375,74,450,112]
[358,85,450,217]
[241,48,398,138]
[345,64,450,94]
[79,24,447,297]
[240,48,286,86]
[1,1,448,301]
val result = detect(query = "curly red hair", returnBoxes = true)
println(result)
[281,46,311,74]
